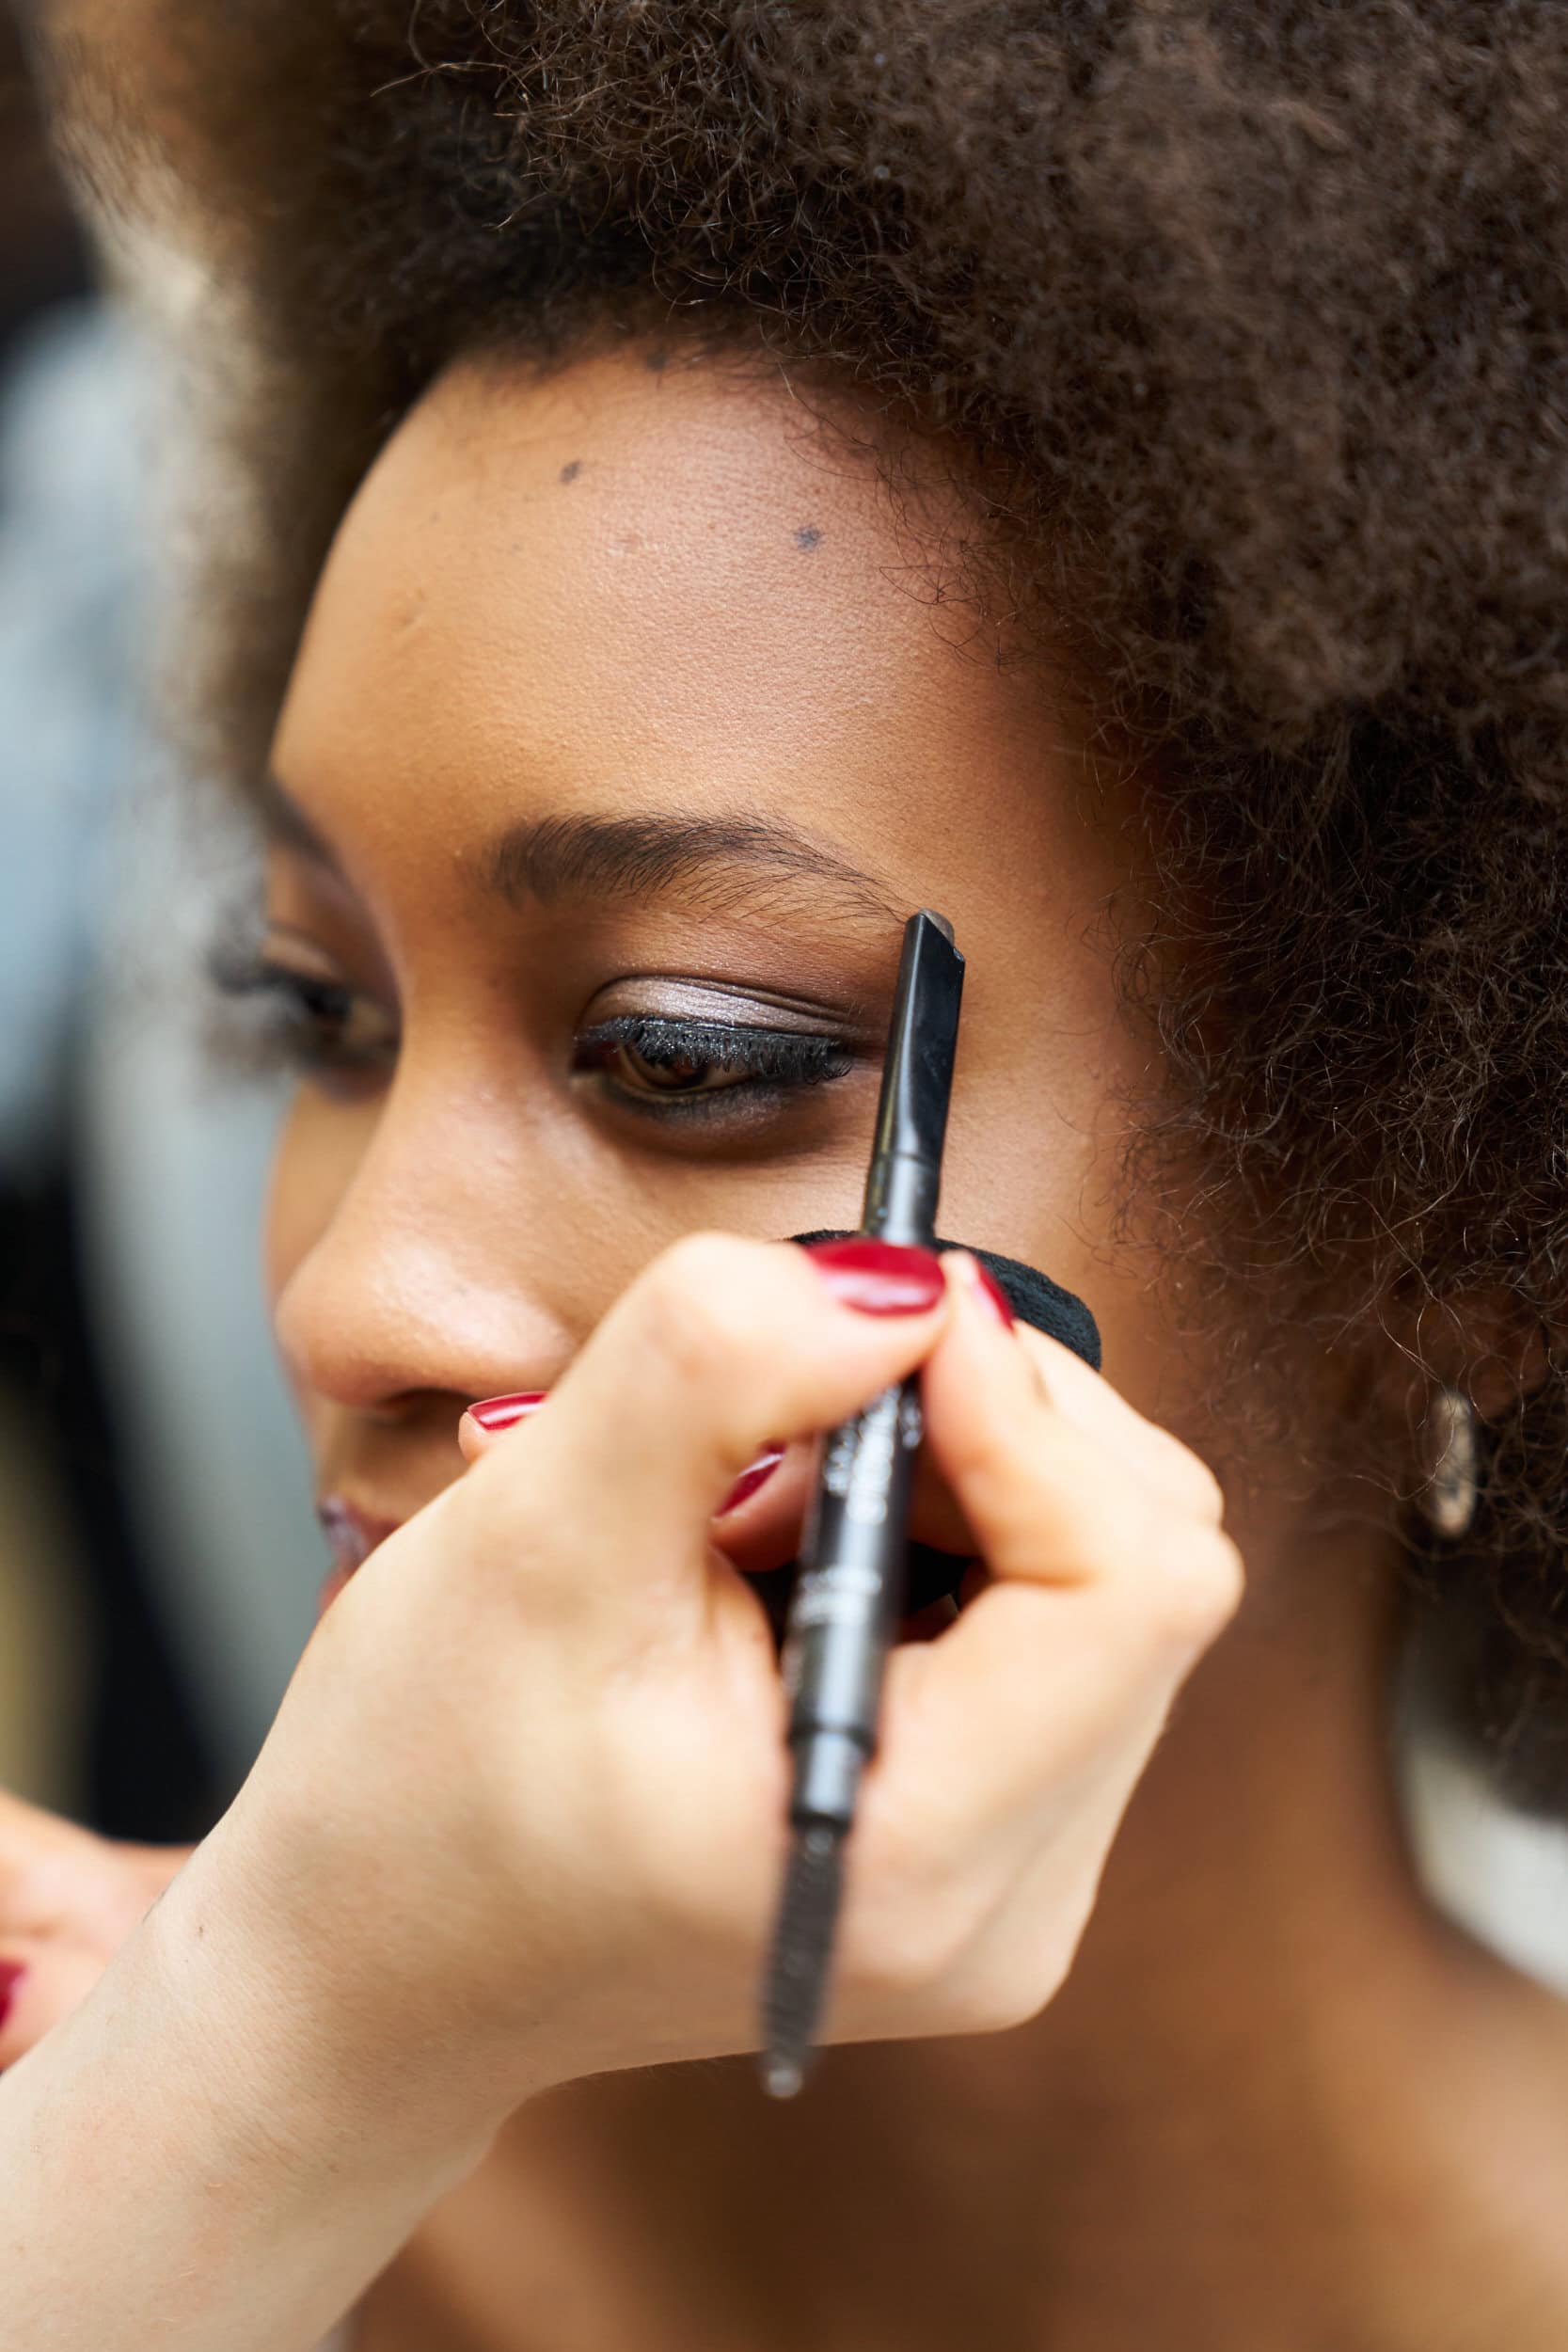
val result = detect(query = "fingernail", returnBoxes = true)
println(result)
[467,1391,548,1432]
[718,1450,785,1517]
[0,1961,25,2034]
[801,1238,945,1315]
[962,1255,1015,1329]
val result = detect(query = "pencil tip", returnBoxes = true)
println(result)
[759,1823,844,2100]
[762,2054,804,2100]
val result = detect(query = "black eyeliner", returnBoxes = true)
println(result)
[759,909,965,2098]
[577,1012,850,1075]
[575,1012,856,1120]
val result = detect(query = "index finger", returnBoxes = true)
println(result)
[457,1232,950,1650]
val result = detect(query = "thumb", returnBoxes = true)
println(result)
[457,1233,949,1640]
[462,1390,797,1532]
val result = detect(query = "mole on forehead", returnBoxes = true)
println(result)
[543,447,831,562]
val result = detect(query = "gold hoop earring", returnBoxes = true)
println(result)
[1417,1386,1479,1539]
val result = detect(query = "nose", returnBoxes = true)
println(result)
[270,1060,578,1418]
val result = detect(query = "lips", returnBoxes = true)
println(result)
[315,1499,404,1619]
[318,1498,402,1572]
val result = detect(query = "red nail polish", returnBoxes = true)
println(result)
[971,1261,1016,1329]
[467,1391,548,1432]
[718,1450,785,1517]
[0,1960,25,2034]
[802,1237,945,1316]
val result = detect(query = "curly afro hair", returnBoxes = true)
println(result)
[49,0,1568,1809]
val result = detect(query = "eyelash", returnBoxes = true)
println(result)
[205,945,398,1088]
[573,1015,854,1120]
[205,946,855,1118]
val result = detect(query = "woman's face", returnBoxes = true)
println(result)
[261,348,1196,1561]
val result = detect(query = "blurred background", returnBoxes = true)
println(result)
[0,0,1562,1990]
[0,0,321,1845]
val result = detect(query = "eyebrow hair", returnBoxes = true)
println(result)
[257,772,899,931]
[480,809,899,928]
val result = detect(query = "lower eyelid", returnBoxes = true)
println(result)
[594,1072,852,1128]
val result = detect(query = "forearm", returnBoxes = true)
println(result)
[0,1851,500,2352]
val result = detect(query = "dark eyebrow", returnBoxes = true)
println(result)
[257,774,899,932]
[478,809,899,929]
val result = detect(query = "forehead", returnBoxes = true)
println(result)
[274,347,1055,855]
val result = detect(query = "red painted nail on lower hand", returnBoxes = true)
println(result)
[0,1960,26,2035]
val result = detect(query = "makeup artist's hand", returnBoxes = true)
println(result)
[160,1235,1240,2153]
[0,1791,189,2068]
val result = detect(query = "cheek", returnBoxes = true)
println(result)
[263,1090,378,1311]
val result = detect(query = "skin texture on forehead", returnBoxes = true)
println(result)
[282,346,1086,902]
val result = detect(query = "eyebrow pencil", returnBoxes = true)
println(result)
[759,908,965,2098]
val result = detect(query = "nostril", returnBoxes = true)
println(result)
[467,1391,550,1432]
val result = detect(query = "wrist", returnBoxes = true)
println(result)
[147,1823,518,2196]
[0,1833,509,2351]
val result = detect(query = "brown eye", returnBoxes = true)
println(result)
[571,1013,855,1120]
[608,1040,747,1096]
